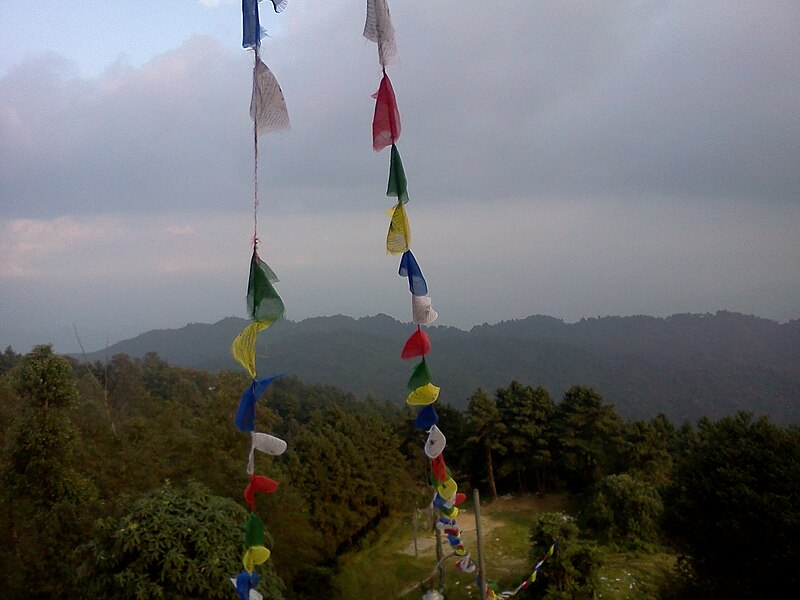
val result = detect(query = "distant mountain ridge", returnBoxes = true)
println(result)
[77,311,800,424]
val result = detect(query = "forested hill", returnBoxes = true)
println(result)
[76,311,800,424]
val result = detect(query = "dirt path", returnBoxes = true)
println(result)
[400,506,503,557]
[401,494,562,557]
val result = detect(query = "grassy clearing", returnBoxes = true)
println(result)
[332,494,677,599]
[596,552,677,600]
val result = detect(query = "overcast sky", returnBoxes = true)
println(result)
[1,0,799,354]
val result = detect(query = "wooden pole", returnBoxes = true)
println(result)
[473,488,488,600]
[434,526,445,591]
[413,509,419,557]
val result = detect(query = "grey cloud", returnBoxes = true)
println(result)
[2,1,799,221]
[1,1,799,355]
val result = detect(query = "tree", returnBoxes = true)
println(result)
[0,345,20,377]
[465,388,506,498]
[0,345,97,598]
[554,386,624,494]
[104,353,150,417]
[662,412,800,598]
[581,473,663,548]
[495,381,556,493]
[618,413,677,487]
[78,481,286,599]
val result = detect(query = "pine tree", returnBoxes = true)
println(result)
[554,385,624,494]
[465,388,506,498]
[495,381,555,493]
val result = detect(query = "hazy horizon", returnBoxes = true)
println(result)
[2,306,795,358]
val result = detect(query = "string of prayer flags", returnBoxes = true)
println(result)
[483,540,559,599]
[363,0,479,582]
[230,2,290,598]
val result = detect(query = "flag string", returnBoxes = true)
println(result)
[362,0,478,590]
[229,2,290,599]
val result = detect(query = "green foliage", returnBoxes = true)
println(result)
[618,414,677,487]
[662,412,800,598]
[554,386,625,494]
[78,481,285,600]
[0,345,98,599]
[289,404,417,560]
[581,473,663,548]
[497,381,556,493]
[2,339,796,599]
[527,512,602,599]
[0,345,20,377]
[465,388,506,497]
[12,344,78,410]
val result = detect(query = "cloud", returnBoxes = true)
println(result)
[1,1,799,353]
[166,225,199,236]
[2,2,798,223]
[0,216,123,278]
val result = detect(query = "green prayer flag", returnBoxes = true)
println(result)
[247,251,285,323]
[407,359,432,391]
[387,144,408,204]
[245,513,265,547]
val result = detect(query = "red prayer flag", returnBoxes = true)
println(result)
[244,475,280,509]
[401,328,431,359]
[372,72,401,151]
[431,453,447,482]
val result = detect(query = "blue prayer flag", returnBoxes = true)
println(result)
[398,250,428,296]
[235,375,281,432]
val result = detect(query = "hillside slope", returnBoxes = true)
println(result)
[76,311,800,424]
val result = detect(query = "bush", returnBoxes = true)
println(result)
[582,473,663,548]
[527,512,602,598]
[78,481,285,599]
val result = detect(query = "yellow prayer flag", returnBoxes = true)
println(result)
[437,476,458,500]
[406,383,440,405]
[243,545,271,572]
[386,202,411,254]
[232,321,270,379]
